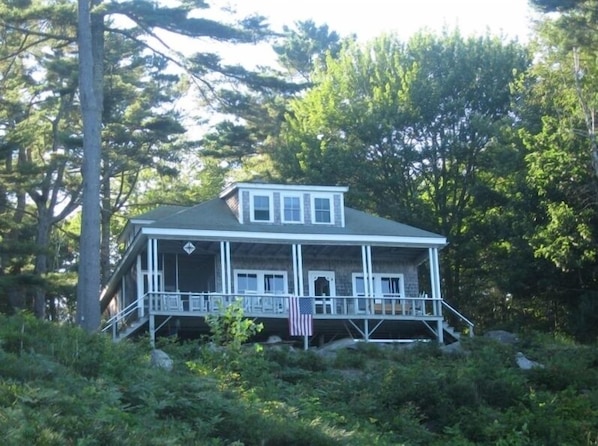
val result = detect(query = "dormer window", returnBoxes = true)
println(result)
[282,195,302,223]
[313,196,332,224]
[251,193,272,222]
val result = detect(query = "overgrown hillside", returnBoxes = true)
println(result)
[0,314,596,445]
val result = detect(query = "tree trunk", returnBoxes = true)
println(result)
[100,154,111,287]
[75,0,103,332]
[33,213,51,319]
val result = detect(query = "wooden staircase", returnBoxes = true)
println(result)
[101,301,148,342]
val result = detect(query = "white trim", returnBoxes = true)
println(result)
[221,182,348,198]
[311,193,334,224]
[142,227,446,247]
[308,271,336,297]
[281,193,304,224]
[249,191,274,223]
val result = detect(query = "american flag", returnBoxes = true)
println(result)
[289,296,313,336]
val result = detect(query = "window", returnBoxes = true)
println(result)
[264,274,286,294]
[313,197,331,223]
[252,194,271,222]
[352,274,404,297]
[236,273,258,293]
[282,195,302,223]
[235,270,287,294]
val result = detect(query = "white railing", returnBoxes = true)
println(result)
[145,292,444,318]
[101,299,143,339]
[441,300,475,336]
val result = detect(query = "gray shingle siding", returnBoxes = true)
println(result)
[216,252,420,297]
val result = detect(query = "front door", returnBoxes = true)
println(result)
[308,271,336,314]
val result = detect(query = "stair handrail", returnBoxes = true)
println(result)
[441,300,475,337]
[101,299,142,338]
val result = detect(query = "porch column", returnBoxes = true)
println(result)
[220,241,232,295]
[291,244,305,296]
[428,247,442,316]
[429,247,444,344]
[361,245,373,341]
[147,238,159,312]
[226,241,232,295]
[136,255,144,317]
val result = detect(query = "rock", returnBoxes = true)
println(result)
[516,352,544,370]
[150,349,173,371]
[318,338,359,353]
[484,330,518,345]
[265,335,283,344]
[440,341,465,355]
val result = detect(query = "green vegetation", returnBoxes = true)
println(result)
[1,313,596,445]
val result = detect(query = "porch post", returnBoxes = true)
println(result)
[291,244,305,296]
[226,241,232,295]
[175,253,179,291]
[147,238,154,312]
[429,247,444,344]
[220,241,226,295]
[297,244,304,296]
[366,245,374,303]
[361,245,372,341]
[136,255,144,317]
[152,238,159,297]
[292,245,297,295]
[429,247,442,316]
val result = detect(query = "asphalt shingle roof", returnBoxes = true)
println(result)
[141,198,444,240]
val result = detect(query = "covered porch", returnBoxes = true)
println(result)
[101,235,472,344]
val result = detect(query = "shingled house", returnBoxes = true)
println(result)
[101,182,472,345]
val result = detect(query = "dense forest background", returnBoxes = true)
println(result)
[0,0,597,341]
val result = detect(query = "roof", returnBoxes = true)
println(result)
[139,198,445,242]
[130,205,190,222]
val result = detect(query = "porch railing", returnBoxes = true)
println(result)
[143,291,445,318]
[101,299,143,339]
[442,300,475,337]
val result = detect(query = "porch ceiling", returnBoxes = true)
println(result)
[156,240,428,263]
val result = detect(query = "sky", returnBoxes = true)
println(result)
[228,0,536,41]
[205,0,538,67]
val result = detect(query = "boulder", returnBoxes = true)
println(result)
[265,335,283,344]
[318,338,359,353]
[515,352,544,370]
[150,349,173,371]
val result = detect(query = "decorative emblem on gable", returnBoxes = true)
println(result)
[183,241,196,255]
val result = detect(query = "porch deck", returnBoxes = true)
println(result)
[103,292,471,344]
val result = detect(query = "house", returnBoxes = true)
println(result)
[100,182,473,345]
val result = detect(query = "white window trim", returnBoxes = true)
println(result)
[311,194,334,224]
[281,193,304,224]
[234,269,288,294]
[249,191,274,223]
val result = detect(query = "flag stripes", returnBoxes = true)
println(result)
[289,296,313,336]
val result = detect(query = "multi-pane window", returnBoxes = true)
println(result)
[283,196,302,222]
[264,274,285,294]
[352,274,403,297]
[236,273,258,293]
[252,195,271,221]
[313,197,331,223]
[380,277,402,296]
[235,270,287,294]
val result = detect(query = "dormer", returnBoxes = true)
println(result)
[219,183,348,227]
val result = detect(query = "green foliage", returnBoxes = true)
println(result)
[0,316,597,444]
[205,299,264,351]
